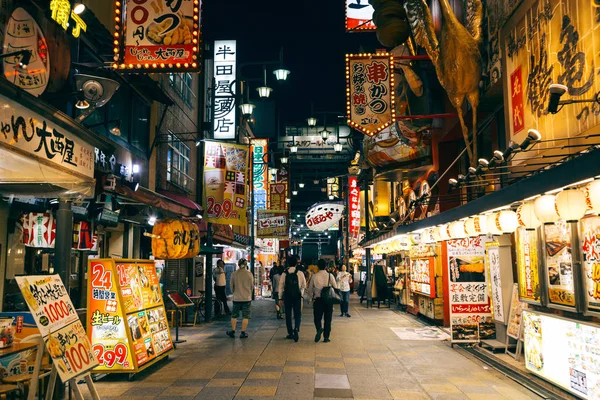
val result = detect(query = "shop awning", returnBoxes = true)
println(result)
[157,190,202,212]
[363,147,600,247]
[111,182,199,217]
[0,146,95,198]
[212,224,234,245]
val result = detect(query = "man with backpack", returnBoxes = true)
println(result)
[278,256,306,342]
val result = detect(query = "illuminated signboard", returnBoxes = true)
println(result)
[345,0,376,32]
[346,53,396,136]
[257,210,288,239]
[213,40,237,140]
[50,0,87,38]
[348,176,360,237]
[251,139,268,212]
[113,0,201,71]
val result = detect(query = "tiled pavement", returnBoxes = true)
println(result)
[83,296,541,399]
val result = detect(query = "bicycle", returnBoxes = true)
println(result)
[194,291,224,324]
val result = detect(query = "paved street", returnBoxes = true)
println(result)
[86,296,540,399]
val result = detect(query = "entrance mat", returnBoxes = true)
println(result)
[390,326,451,341]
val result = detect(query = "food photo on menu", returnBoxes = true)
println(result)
[449,255,486,283]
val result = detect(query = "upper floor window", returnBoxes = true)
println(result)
[167,133,193,191]
[169,73,194,107]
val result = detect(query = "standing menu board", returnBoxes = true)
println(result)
[409,257,435,298]
[523,310,600,399]
[16,275,98,381]
[544,221,576,308]
[446,238,495,343]
[515,227,542,304]
[87,259,173,373]
[485,242,505,323]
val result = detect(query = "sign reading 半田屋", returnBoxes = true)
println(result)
[113,0,201,71]
[346,53,396,136]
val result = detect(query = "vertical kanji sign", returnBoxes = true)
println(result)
[510,66,525,135]
[346,53,396,136]
[16,275,98,381]
[251,139,268,213]
[113,0,201,71]
[348,176,360,237]
[213,40,237,140]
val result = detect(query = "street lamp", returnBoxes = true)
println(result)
[290,144,298,153]
[299,183,305,188]
[334,143,343,153]
[240,103,255,116]
[292,190,298,196]
[281,156,288,164]
[307,117,317,127]
[257,66,272,98]
[273,69,290,81]
[320,129,330,140]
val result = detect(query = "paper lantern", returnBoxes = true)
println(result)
[409,232,421,244]
[516,202,541,230]
[449,221,466,239]
[373,180,391,217]
[430,226,441,242]
[464,217,477,237]
[473,215,488,235]
[438,224,451,241]
[496,210,519,233]
[486,213,503,235]
[585,180,600,215]
[556,188,587,222]
[534,194,560,224]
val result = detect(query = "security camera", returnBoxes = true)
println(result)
[74,74,120,108]
[548,84,568,114]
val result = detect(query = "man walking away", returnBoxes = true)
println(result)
[272,265,284,319]
[278,256,306,342]
[226,259,253,338]
[214,260,231,315]
[337,265,352,317]
[307,259,338,343]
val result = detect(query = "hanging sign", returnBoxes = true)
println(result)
[346,53,396,136]
[151,220,200,260]
[580,216,600,313]
[486,241,505,323]
[251,139,268,213]
[515,227,541,304]
[3,8,50,96]
[49,0,87,38]
[202,141,249,227]
[348,177,360,237]
[345,0,376,32]
[269,182,288,211]
[446,237,495,343]
[17,275,98,381]
[213,40,237,140]
[18,213,56,248]
[544,221,575,308]
[306,202,345,232]
[113,0,201,71]
[257,210,288,239]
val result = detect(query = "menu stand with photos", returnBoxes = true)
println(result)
[16,275,100,400]
[166,293,195,345]
[87,259,174,379]
[505,284,526,360]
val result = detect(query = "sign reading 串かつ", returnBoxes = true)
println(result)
[257,210,288,239]
[580,216,600,313]
[202,141,249,227]
[213,40,237,140]
[346,53,395,136]
[446,237,495,343]
[16,275,98,381]
[515,227,541,304]
[114,0,201,71]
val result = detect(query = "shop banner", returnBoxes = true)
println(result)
[115,0,201,71]
[251,139,269,213]
[348,176,360,237]
[507,283,526,340]
[16,275,98,381]
[88,259,173,372]
[515,227,541,304]
[257,210,288,239]
[446,237,495,343]
[346,53,396,137]
[151,220,200,260]
[202,141,249,227]
[523,310,600,399]
[18,213,55,248]
[213,40,237,140]
[306,202,345,232]
[345,0,376,31]
[269,182,288,211]
[486,242,505,323]
[544,221,575,308]
[409,257,435,298]
[580,216,600,313]
[0,94,94,178]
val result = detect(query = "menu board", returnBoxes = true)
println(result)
[515,227,541,304]
[446,238,495,343]
[409,257,435,298]
[507,284,527,340]
[88,259,173,373]
[523,310,600,399]
[486,242,505,323]
[580,216,600,314]
[544,221,575,308]
[16,275,98,381]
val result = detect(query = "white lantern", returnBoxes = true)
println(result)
[487,213,503,235]
[473,215,488,235]
[464,217,477,237]
[273,68,290,81]
[257,86,272,98]
[409,232,421,244]
[534,194,560,224]
[307,117,318,127]
[438,224,451,241]
[556,188,588,222]
[496,210,519,233]
[449,220,466,239]
[430,226,441,242]
[516,202,541,230]
[585,179,600,215]
[239,103,255,116]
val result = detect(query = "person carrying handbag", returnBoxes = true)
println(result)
[307,259,339,343]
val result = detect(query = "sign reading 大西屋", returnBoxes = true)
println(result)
[0,94,94,178]
[213,40,237,140]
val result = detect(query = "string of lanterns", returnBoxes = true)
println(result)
[370,179,600,255]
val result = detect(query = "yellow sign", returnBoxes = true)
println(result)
[202,141,249,227]
[50,0,86,38]
[515,227,541,304]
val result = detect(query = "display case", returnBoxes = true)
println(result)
[410,257,436,298]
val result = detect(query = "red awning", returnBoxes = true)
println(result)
[157,190,203,212]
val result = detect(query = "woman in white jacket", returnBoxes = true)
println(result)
[336,265,352,317]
